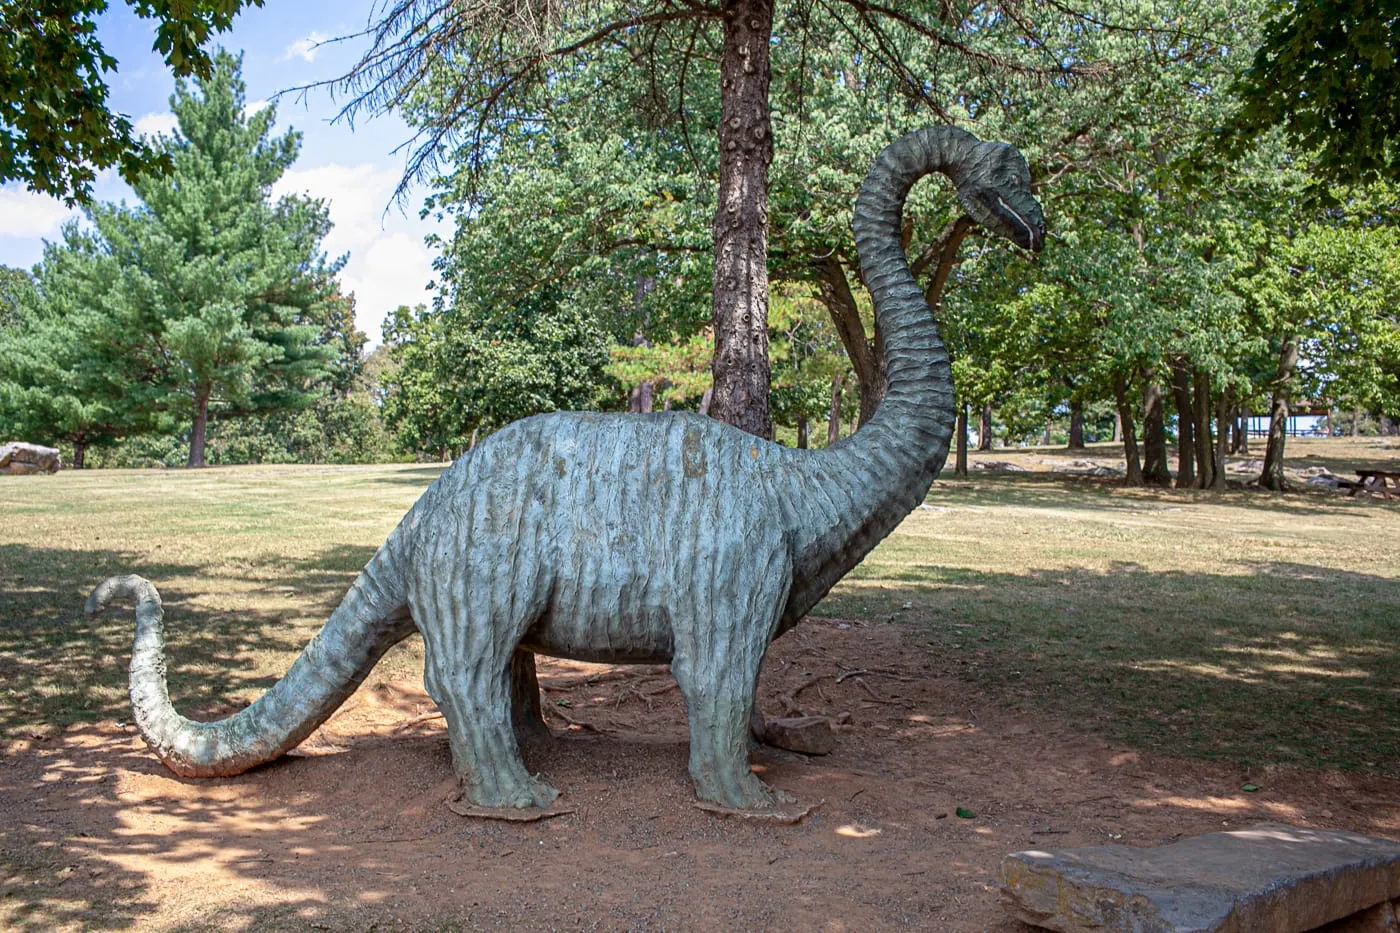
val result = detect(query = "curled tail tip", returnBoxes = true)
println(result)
[86,574,161,617]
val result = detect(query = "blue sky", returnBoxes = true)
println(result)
[0,1,445,343]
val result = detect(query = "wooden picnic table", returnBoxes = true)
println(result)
[1347,469,1400,499]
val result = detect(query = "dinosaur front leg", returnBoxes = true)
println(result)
[671,549,793,810]
[415,597,559,810]
[510,649,551,748]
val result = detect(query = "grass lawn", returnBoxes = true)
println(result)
[2,438,1397,776]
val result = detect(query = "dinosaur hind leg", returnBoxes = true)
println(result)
[671,546,794,810]
[415,589,559,810]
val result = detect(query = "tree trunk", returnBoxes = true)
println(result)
[827,373,843,446]
[629,382,654,413]
[1142,376,1171,486]
[1113,372,1144,486]
[1351,407,1361,437]
[1212,386,1231,491]
[954,402,969,477]
[1325,406,1334,438]
[708,0,774,439]
[796,413,808,450]
[1238,407,1250,454]
[978,403,993,451]
[1112,409,1122,443]
[1192,368,1215,490]
[698,386,713,417]
[1259,337,1299,491]
[1068,398,1086,450]
[73,441,87,470]
[187,388,211,468]
[1170,360,1194,489]
[814,257,885,427]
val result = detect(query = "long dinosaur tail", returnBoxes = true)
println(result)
[87,527,414,778]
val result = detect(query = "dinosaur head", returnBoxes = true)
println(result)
[954,140,1045,253]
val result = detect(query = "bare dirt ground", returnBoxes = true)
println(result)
[4,615,1399,932]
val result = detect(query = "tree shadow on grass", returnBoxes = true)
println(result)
[0,543,380,737]
[820,559,1400,775]
[939,472,1397,518]
[350,464,449,488]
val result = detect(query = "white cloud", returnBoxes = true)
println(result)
[273,162,440,344]
[134,111,179,138]
[245,100,272,118]
[281,31,332,63]
[0,186,75,240]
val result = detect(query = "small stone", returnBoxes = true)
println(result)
[763,716,836,755]
[1001,822,1400,933]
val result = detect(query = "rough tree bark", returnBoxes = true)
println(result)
[1212,386,1232,490]
[954,403,969,476]
[1068,398,1086,450]
[708,0,775,439]
[827,373,843,446]
[1113,372,1144,486]
[978,403,993,451]
[1142,376,1171,486]
[796,414,808,449]
[188,387,211,469]
[1260,337,1299,491]
[1169,360,1195,489]
[1192,368,1216,490]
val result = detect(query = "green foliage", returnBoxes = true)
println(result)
[381,295,611,456]
[1229,0,1400,185]
[0,52,353,465]
[0,0,262,203]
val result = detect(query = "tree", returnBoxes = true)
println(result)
[42,52,343,467]
[1227,0,1400,186]
[0,232,138,464]
[333,0,1074,437]
[381,294,611,459]
[0,0,262,202]
[0,266,35,329]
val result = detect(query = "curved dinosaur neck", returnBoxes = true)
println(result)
[785,127,982,622]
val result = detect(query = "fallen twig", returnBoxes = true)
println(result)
[780,674,827,714]
[392,710,445,732]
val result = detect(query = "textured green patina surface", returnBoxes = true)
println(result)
[89,126,1046,811]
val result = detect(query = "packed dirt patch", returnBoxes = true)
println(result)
[4,616,1398,932]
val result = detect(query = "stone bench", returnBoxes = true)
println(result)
[1002,823,1400,933]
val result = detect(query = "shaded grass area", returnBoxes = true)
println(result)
[0,465,437,740]
[821,468,1400,775]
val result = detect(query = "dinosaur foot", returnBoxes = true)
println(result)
[694,798,824,825]
[445,798,576,823]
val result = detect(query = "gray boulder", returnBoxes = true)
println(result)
[0,442,61,475]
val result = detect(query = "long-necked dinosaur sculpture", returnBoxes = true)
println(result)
[89,126,1045,812]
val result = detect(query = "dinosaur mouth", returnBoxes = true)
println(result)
[990,195,1044,252]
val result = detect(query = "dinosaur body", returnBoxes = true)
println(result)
[90,126,1045,811]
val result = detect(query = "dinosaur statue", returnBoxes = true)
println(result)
[88,126,1045,812]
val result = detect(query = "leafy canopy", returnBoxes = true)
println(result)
[0,0,262,203]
